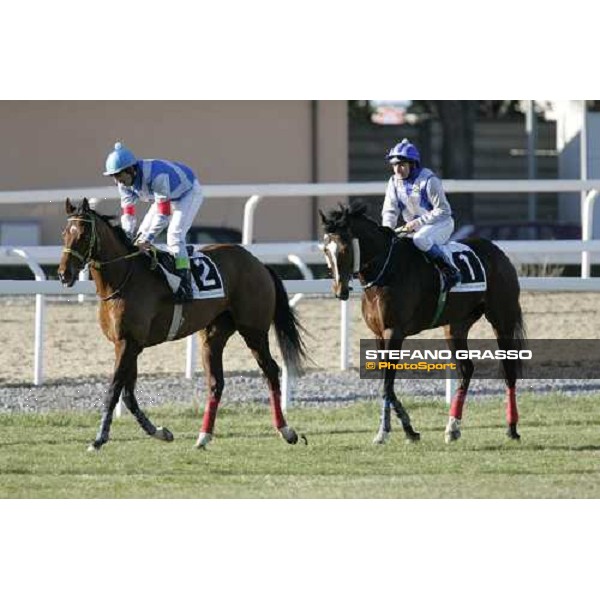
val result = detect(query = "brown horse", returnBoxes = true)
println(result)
[320,204,526,444]
[58,198,306,451]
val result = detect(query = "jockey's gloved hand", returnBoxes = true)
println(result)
[401,219,420,233]
[138,241,153,253]
[395,225,412,236]
[133,234,153,253]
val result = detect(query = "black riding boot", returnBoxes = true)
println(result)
[425,244,461,291]
[435,259,461,291]
[175,269,194,302]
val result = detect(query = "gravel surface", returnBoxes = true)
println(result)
[1,293,600,413]
[1,371,600,414]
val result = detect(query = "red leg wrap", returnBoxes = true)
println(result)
[506,387,518,425]
[269,390,286,429]
[201,396,220,433]
[450,388,467,419]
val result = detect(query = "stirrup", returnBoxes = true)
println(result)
[437,262,460,291]
[443,269,461,291]
[175,270,194,302]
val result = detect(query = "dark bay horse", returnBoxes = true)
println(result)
[58,198,306,451]
[320,204,526,444]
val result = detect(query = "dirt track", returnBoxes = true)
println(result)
[1,292,599,385]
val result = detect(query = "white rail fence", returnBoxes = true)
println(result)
[2,180,600,409]
[2,179,600,274]
[1,179,600,261]
[2,276,600,412]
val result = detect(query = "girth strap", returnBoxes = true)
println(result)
[429,271,448,328]
[167,303,184,341]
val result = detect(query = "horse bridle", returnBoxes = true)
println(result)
[62,215,142,301]
[324,232,397,290]
[323,234,361,278]
[62,216,99,268]
[63,215,141,270]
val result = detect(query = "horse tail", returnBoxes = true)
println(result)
[512,304,527,350]
[266,265,308,377]
[510,301,528,378]
[471,237,528,379]
[494,240,528,379]
[498,243,528,354]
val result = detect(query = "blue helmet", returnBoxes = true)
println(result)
[103,142,137,176]
[387,138,421,166]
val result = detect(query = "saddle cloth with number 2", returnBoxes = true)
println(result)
[188,250,225,299]
[157,247,225,300]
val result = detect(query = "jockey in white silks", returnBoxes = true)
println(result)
[103,142,204,301]
[381,138,461,291]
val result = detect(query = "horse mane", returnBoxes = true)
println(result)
[76,203,137,252]
[322,202,392,239]
[322,202,418,282]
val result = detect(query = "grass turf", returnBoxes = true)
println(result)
[1,393,600,498]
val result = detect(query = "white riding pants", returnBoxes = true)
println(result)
[138,181,204,260]
[412,218,454,252]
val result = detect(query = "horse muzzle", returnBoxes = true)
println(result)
[332,279,352,301]
[57,269,76,288]
[335,288,350,301]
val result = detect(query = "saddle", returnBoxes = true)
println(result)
[146,245,225,300]
[394,231,487,293]
[150,246,177,273]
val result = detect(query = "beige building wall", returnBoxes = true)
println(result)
[0,101,348,243]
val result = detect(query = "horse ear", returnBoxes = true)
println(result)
[81,197,90,212]
[318,209,328,224]
[65,198,76,214]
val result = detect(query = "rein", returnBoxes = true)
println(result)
[98,262,135,301]
[361,236,399,290]
[357,229,449,327]
[62,215,143,301]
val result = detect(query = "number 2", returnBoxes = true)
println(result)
[199,260,216,287]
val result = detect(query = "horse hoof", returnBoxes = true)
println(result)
[405,430,421,443]
[278,426,298,444]
[506,425,521,441]
[195,432,212,449]
[87,444,101,453]
[372,430,390,445]
[445,429,461,444]
[445,417,462,444]
[154,427,174,442]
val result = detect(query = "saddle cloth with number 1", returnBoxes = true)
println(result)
[441,241,487,293]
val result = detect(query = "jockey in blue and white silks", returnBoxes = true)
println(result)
[103,142,204,301]
[381,138,461,291]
